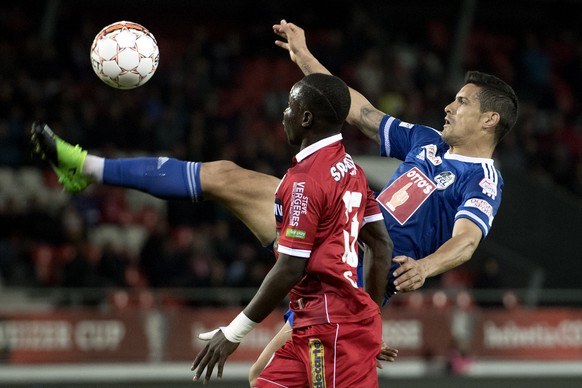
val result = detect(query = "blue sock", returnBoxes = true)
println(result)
[103,157,203,201]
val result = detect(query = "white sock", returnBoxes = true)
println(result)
[83,155,105,182]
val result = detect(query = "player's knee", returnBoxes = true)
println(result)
[207,160,245,180]
[215,159,240,170]
[200,160,242,193]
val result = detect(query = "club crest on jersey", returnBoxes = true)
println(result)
[434,171,455,190]
[309,339,326,388]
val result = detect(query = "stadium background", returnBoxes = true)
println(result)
[1,0,582,386]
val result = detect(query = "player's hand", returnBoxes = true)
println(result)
[273,19,309,64]
[376,340,399,369]
[392,256,427,292]
[191,329,240,383]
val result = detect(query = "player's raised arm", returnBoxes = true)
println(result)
[273,19,384,144]
[273,20,329,76]
[345,88,385,144]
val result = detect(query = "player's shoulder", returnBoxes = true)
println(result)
[388,115,442,136]
[450,154,500,173]
[446,155,504,193]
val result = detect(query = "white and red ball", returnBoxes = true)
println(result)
[90,21,159,89]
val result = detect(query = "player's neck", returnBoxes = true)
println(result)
[300,131,340,151]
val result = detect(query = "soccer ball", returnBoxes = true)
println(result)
[90,21,159,89]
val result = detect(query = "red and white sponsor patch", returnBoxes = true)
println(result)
[377,167,436,225]
[421,144,442,166]
[479,178,498,199]
[465,198,493,217]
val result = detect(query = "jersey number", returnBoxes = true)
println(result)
[341,191,362,288]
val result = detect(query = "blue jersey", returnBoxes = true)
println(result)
[376,114,502,290]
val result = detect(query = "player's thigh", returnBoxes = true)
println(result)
[333,317,382,387]
[294,319,381,388]
[200,160,280,245]
[254,340,308,388]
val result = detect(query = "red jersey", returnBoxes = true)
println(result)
[274,134,384,329]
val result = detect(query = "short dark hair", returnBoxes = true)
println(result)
[465,71,519,144]
[297,73,351,127]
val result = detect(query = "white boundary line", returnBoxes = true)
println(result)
[1,360,582,383]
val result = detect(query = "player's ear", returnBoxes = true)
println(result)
[482,111,500,129]
[302,110,313,127]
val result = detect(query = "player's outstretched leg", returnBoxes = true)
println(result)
[30,121,281,246]
[30,121,93,192]
[200,161,280,246]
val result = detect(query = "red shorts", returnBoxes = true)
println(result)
[255,315,381,388]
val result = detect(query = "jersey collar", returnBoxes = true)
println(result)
[295,134,343,163]
[444,150,494,164]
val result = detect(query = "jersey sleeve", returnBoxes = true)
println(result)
[455,167,503,238]
[363,185,383,225]
[277,173,323,258]
[379,114,442,160]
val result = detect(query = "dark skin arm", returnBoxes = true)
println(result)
[358,220,393,307]
[191,252,305,383]
[358,219,399,364]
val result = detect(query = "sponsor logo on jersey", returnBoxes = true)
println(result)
[434,171,455,190]
[376,167,435,225]
[309,338,326,388]
[465,198,493,218]
[286,228,306,239]
[399,121,414,129]
[479,177,498,199]
[330,153,357,182]
[290,182,308,227]
[421,144,442,166]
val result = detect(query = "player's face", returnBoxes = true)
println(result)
[442,83,484,146]
[283,84,305,146]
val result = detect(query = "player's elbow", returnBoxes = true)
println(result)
[373,229,394,259]
[453,219,484,264]
[384,233,394,254]
[274,256,306,287]
[460,235,481,264]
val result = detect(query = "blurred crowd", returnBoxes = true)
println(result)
[1,2,581,301]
